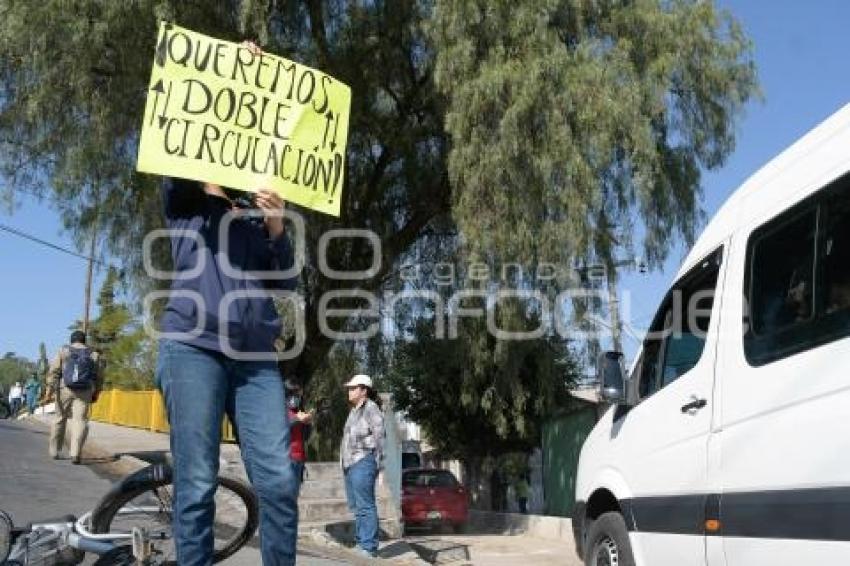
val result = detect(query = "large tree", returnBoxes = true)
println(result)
[0,0,450,386]
[385,304,582,501]
[387,314,581,461]
[433,0,758,271]
[90,267,157,389]
[0,352,35,390]
[0,1,758,387]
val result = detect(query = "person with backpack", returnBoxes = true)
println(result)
[46,331,101,464]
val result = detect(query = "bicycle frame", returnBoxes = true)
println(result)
[5,513,162,564]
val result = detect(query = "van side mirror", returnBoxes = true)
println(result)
[597,351,626,404]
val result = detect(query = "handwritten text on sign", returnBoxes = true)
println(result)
[137,22,350,217]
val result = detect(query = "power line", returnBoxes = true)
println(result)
[0,222,109,266]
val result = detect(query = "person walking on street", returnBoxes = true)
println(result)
[8,382,23,416]
[0,386,8,419]
[515,474,530,515]
[156,173,300,566]
[47,331,101,464]
[24,372,41,415]
[285,380,313,494]
[341,374,385,558]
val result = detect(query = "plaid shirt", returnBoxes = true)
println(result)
[340,399,385,470]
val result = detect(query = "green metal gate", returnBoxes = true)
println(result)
[541,405,597,517]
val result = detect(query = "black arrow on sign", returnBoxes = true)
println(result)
[149,79,165,126]
[321,110,334,149]
[158,80,173,128]
[330,112,340,152]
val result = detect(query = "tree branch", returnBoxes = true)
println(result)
[305,0,330,67]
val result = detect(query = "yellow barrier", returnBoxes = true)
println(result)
[91,390,237,442]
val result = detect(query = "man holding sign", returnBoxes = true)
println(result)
[142,32,334,565]
[156,178,298,565]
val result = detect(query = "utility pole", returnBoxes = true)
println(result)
[82,195,100,336]
[606,271,623,354]
[82,224,97,335]
[598,256,646,354]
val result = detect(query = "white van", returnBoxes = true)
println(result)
[573,103,850,566]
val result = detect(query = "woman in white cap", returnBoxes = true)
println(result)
[340,374,384,558]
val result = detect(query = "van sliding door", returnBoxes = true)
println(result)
[718,176,850,565]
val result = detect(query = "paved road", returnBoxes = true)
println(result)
[0,418,113,524]
[0,418,347,565]
[2,417,578,565]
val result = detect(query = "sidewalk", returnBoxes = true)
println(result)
[409,534,581,566]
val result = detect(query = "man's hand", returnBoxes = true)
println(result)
[295,410,314,424]
[240,40,263,56]
[255,189,286,239]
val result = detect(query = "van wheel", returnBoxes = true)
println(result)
[584,511,635,566]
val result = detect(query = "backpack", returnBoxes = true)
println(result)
[62,346,96,390]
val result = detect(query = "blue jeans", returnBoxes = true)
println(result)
[291,460,305,493]
[344,453,379,554]
[156,339,298,566]
[27,393,38,415]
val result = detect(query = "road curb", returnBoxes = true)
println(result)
[300,531,429,565]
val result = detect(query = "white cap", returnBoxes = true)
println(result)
[343,374,373,389]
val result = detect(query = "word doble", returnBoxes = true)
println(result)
[137,22,351,217]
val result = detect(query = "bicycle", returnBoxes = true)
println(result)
[0,461,258,565]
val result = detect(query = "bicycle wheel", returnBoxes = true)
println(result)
[90,463,258,564]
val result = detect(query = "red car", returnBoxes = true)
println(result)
[401,468,468,533]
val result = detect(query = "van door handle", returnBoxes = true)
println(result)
[681,398,707,413]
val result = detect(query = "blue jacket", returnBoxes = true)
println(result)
[160,178,298,355]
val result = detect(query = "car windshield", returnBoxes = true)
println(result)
[403,471,458,488]
[402,453,422,469]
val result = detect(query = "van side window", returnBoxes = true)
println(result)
[820,193,850,316]
[660,265,719,386]
[639,249,722,398]
[744,172,850,365]
[638,340,662,398]
[749,211,816,335]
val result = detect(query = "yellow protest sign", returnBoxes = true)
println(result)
[137,22,350,217]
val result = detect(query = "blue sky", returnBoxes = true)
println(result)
[1,1,849,362]
[616,0,850,359]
